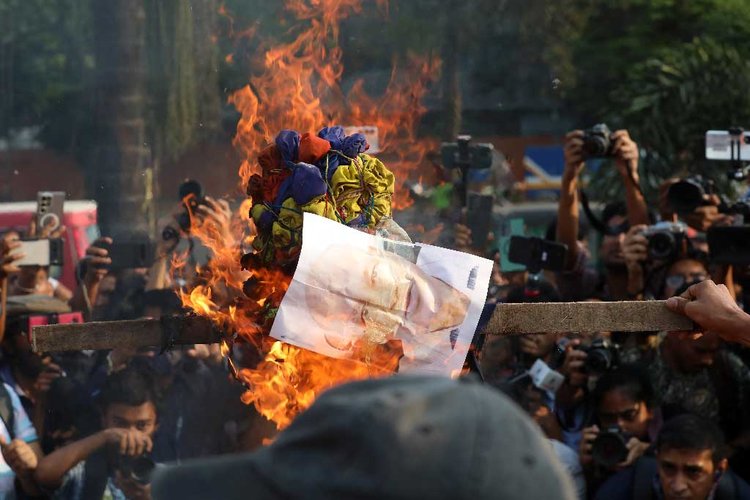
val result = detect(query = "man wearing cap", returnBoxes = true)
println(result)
[152,375,576,500]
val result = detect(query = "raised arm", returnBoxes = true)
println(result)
[558,130,586,270]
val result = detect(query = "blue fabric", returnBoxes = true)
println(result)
[51,461,127,500]
[290,162,327,205]
[0,383,38,498]
[593,467,636,500]
[275,130,301,167]
[317,126,346,149]
[341,133,368,158]
[316,126,368,179]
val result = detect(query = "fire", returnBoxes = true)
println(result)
[179,0,440,431]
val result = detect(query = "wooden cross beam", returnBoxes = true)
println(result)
[30,301,693,353]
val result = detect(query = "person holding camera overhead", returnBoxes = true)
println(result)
[556,126,650,301]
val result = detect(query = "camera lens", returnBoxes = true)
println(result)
[583,135,610,158]
[592,430,629,468]
[129,456,156,485]
[648,232,676,260]
[585,349,612,374]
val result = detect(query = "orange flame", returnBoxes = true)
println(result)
[180,0,441,430]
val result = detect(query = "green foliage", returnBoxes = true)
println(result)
[0,0,95,152]
[610,38,750,194]
[546,0,750,201]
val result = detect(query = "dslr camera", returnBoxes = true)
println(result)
[582,124,615,159]
[575,338,619,374]
[117,454,156,485]
[592,426,630,468]
[642,222,687,261]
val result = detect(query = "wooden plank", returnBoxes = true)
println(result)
[486,300,694,335]
[32,301,694,352]
[31,315,220,353]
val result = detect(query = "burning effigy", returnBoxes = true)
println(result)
[180,123,491,429]
[177,0,447,430]
[245,126,395,271]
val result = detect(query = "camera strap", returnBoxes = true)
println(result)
[579,189,608,235]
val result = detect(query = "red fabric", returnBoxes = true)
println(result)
[258,145,282,175]
[298,132,331,164]
[262,172,290,203]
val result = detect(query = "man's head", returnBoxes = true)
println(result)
[656,414,728,500]
[505,282,561,362]
[592,366,655,440]
[305,244,470,351]
[152,375,577,500]
[600,202,628,268]
[98,368,159,438]
[662,257,708,300]
[663,330,721,374]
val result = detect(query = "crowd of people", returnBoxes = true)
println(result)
[456,129,750,499]
[0,127,748,499]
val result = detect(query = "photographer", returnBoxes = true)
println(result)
[7,222,72,302]
[0,233,24,343]
[505,282,562,372]
[643,326,750,469]
[35,367,160,500]
[577,367,660,493]
[69,237,113,319]
[557,129,649,301]
[622,221,732,301]
[595,414,750,500]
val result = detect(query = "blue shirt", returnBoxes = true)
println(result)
[0,383,39,499]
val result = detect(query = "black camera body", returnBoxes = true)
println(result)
[642,222,687,261]
[117,454,156,485]
[575,338,619,374]
[592,426,630,468]
[582,124,615,159]
[440,136,494,171]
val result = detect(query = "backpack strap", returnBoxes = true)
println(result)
[632,456,657,500]
[0,383,16,441]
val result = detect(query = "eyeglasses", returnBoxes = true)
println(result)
[665,273,707,291]
[599,403,641,425]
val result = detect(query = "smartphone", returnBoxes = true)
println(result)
[498,218,527,273]
[705,130,750,161]
[106,241,156,270]
[36,191,65,231]
[466,193,494,250]
[12,239,64,267]
[508,236,567,273]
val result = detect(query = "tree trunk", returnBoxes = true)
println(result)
[90,0,152,237]
[441,0,462,141]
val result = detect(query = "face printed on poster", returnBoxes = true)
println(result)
[270,213,492,375]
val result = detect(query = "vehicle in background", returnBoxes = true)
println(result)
[0,200,99,290]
